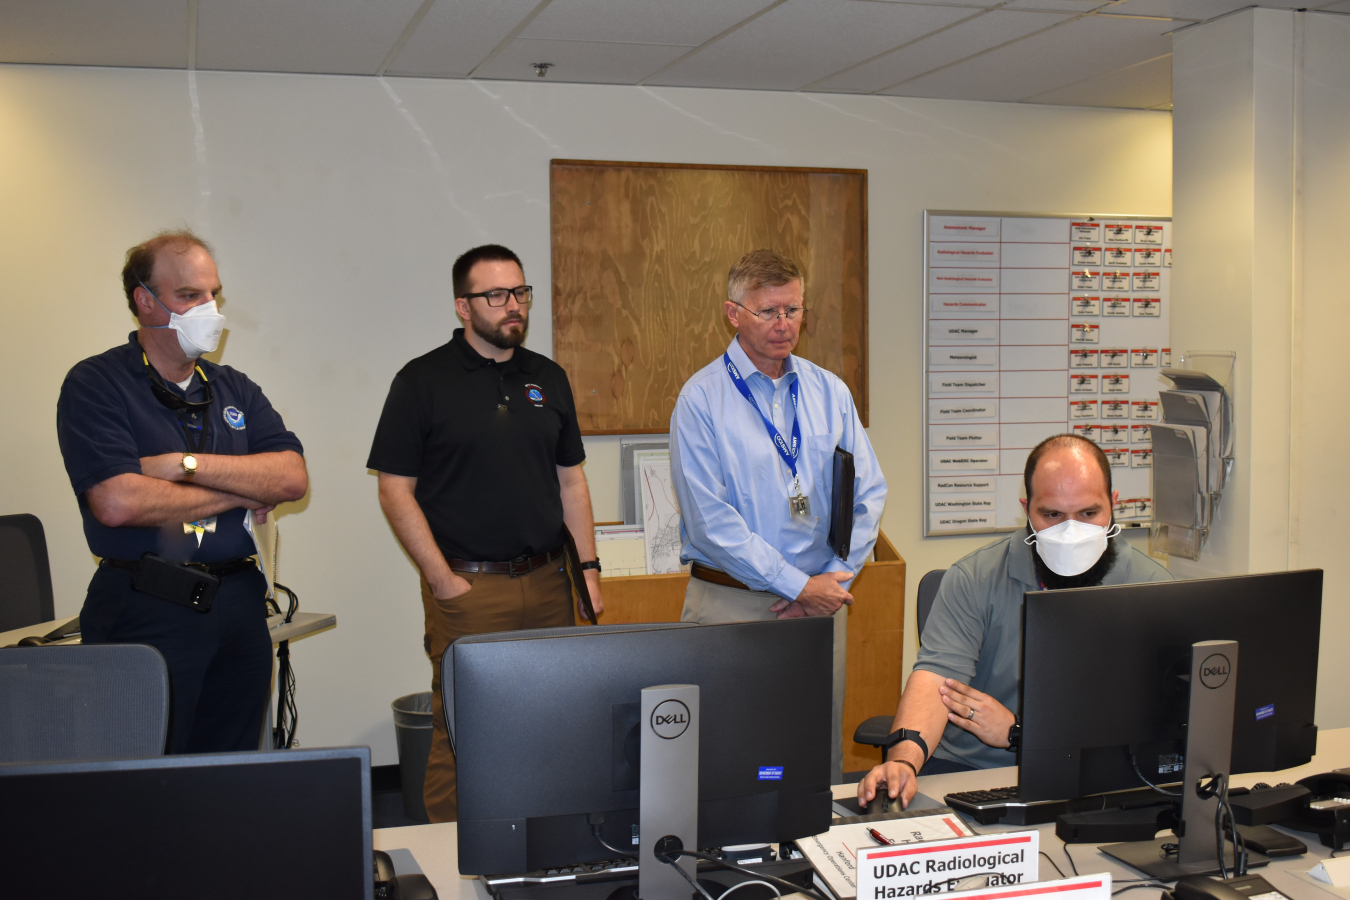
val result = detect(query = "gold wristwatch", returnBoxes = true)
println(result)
[181,453,198,478]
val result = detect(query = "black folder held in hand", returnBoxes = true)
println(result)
[828,447,855,561]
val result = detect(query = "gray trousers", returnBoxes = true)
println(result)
[680,577,847,784]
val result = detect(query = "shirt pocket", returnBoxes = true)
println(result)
[806,432,844,527]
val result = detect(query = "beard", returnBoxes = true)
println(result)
[1029,523,1120,590]
[469,307,528,350]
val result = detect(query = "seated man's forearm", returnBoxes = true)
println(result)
[87,473,259,529]
[886,670,951,770]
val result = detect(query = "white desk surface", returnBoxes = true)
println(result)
[375,727,1350,900]
[0,610,335,647]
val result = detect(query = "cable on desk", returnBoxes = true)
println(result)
[1112,883,1170,896]
[1040,852,1068,879]
[664,848,829,900]
[271,582,300,749]
[1132,756,1182,797]
[654,850,717,900]
[718,880,780,900]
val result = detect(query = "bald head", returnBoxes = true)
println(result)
[1020,435,1116,532]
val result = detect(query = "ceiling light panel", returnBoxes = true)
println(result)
[0,0,187,68]
[1023,51,1171,108]
[1108,0,1309,18]
[473,37,695,84]
[521,0,769,45]
[387,0,540,78]
[886,12,1171,101]
[811,9,1072,93]
[648,0,977,90]
[195,0,425,74]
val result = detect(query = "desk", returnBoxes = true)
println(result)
[0,611,336,647]
[374,728,1350,900]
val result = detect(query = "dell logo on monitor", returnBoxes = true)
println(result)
[650,699,691,739]
[1200,654,1232,689]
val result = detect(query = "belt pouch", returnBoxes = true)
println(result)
[131,554,220,613]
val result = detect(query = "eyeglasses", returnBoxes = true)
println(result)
[462,286,534,307]
[731,300,807,323]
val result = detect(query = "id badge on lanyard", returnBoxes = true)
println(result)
[723,353,811,518]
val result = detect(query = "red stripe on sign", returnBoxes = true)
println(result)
[946,880,1106,900]
[943,818,965,837]
[869,835,1033,858]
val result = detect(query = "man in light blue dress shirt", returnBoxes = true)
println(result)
[670,249,888,782]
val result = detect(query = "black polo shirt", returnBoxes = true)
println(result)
[367,329,586,562]
[57,332,304,563]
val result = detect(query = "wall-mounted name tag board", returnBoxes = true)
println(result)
[552,160,868,434]
[924,212,1171,536]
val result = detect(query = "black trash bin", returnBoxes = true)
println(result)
[391,692,433,822]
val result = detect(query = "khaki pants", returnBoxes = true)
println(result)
[681,577,848,784]
[421,561,573,823]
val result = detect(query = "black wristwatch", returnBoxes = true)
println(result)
[579,560,602,573]
[881,728,929,762]
[1005,715,1022,751]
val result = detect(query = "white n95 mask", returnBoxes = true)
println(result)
[142,279,226,358]
[1024,519,1121,576]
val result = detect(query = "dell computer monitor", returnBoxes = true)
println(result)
[450,618,834,875]
[0,747,374,900]
[1018,569,1322,802]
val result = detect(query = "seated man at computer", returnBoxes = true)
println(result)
[858,433,1172,809]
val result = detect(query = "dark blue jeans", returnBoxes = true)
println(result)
[81,563,273,754]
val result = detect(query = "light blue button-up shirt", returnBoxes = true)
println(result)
[670,336,888,601]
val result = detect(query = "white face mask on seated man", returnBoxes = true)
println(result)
[1025,518,1122,577]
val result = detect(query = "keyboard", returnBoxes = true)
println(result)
[945,786,1071,825]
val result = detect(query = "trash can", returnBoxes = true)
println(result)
[391,692,434,822]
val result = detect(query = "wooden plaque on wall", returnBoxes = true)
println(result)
[551,160,868,434]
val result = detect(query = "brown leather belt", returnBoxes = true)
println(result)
[449,547,564,578]
[690,561,761,592]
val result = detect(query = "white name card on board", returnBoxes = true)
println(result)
[930,217,1000,241]
[1310,856,1350,887]
[931,477,996,493]
[930,452,998,471]
[855,831,1040,899]
[930,400,998,421]
[930,494,997,512]
[930,321,999,344]
[930,375,998,394]
[931,347,998,368]
[930,269,999,293]
[930,513,996,531]
[929,425,999,449]
[932,295,1000,316]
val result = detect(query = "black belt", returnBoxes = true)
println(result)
[449,547,564,577]
[101,556,258,579]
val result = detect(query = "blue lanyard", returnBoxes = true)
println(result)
[723,352,801,481]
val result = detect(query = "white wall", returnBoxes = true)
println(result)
[0,65,1171,764]
[1171,8,1350,730]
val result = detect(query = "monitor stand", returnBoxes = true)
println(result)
[1100,640,1270,879]
[636,684,700,900]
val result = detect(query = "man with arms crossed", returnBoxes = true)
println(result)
[57,230,308,753]
[368,244,604,822]
[858,433,1171,809]
[671,249,887,783]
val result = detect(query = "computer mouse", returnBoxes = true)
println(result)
[394,873,438,900]
[1171,875,1249,900]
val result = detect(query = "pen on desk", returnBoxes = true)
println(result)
[867,828,897,846]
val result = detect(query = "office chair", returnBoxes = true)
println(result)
[0,644,170,763]
[852,568,947,756]
[0,513,55,632]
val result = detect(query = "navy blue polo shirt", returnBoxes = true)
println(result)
[57,332,304,563]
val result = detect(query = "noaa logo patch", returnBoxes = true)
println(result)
[222,406,246,430]
[525,383,545,407]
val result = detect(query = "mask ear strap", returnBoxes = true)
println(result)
[1105,524,1122,539]
[1023,524,1038,545]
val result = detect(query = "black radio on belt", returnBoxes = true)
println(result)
[131,554,221,613]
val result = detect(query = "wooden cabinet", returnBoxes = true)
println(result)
[575,532,906,775]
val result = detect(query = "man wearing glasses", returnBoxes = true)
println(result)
[368,243,603,822]
[56,230,308,754]
[670,249,887,783]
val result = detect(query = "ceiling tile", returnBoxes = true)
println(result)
[885,12,1171,101]
[647,0,977,90]
[1316,0,1350,8]
[812,9,1073,93]
[1107,0,1307,18]
[472,37,692,84]
[1002,0,1112,10]
[521,0,768,45]
[1023,51,1171,107]
[0,0,187,68]
[387,0,539,78]
[195,0,425,75]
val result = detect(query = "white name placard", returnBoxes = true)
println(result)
[855,831,1040,899]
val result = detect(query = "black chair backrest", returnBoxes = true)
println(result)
[0,514,55,632]
[0,644,170,762]
[916,568,947,641]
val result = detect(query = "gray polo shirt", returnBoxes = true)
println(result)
[915,530,1172,770]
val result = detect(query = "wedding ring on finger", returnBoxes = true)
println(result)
[966,707,976,720]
